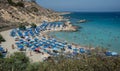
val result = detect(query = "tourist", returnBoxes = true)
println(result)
[12,44,15,49]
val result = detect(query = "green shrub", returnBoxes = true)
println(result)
[26,63,40,71]
[31,7,38,12]
[7,0,16,6]
[31,23,37,28]
[0,34,5,42]
[0,52,3,58]
[19,24,26,30]
[7,0,24,7]
[16,2,24,7]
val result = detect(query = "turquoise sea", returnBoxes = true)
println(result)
[49,12,120,53]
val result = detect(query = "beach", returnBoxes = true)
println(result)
[0,21,89,62]
[1,12,120,63]
[0,30,49,62]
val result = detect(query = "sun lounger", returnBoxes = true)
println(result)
[80,48,85,53]
[10,30,16,37]
[17,30,23,37]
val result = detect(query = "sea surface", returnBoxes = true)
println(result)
[49,12,120,53]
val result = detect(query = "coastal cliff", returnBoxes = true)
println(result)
[0,0,63,31]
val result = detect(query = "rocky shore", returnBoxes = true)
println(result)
[0,0,77,32]
[0,22,86,62]
[63,21,78,31]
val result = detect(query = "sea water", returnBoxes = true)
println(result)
[49,12,120,53]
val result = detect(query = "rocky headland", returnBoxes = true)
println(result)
[0,0,64,31]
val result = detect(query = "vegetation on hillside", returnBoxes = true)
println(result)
[41,55,120,71]
[31,23,37,28]
[16,1,25,7]
[0,52,29,71]
[7,0,24,7]
[31,6,39,12]
[0,52,120,71]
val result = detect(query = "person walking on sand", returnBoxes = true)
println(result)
[12,44,15,49]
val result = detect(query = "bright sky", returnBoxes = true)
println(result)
[36,0,120,12]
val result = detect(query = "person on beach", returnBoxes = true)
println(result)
[42,52,44,55]
[12,44,15,49]
[5,48,8,53]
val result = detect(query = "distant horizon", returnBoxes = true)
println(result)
[36,0,120,12]
[56,11,120,13]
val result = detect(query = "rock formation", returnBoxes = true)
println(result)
[0,0,63,31]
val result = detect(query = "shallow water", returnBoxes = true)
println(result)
[49,12,120,53]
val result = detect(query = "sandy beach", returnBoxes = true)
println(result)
[0,30,50,62]
[0,22,92,62]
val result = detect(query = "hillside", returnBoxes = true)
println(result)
[0,0,63,31]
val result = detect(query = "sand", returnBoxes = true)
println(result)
[0,30,50,63]
[0,23,91,62]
